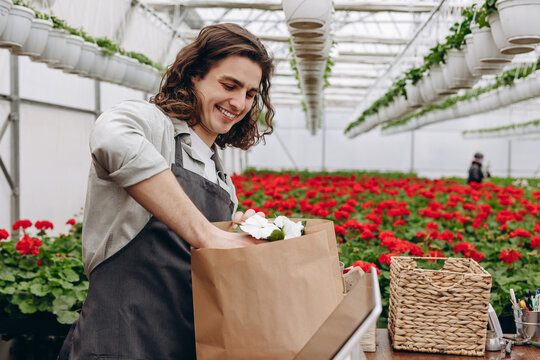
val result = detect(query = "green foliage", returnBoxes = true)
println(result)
[0,223,87,324]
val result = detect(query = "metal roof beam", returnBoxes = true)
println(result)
[145,1,437,13]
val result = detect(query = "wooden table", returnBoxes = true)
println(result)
[365,330,539,360]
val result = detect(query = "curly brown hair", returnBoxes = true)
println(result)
[151,23,274,150]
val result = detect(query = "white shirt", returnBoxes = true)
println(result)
[188,127,218,184]
[82,100,238,275]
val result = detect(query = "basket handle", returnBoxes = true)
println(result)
[420,272,466,291]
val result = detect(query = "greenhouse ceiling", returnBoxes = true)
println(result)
[27,0,538,135]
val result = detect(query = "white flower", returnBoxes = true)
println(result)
[274,216,304,239]
[239,214,279,239]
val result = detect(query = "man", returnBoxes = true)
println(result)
[467,152,490,184]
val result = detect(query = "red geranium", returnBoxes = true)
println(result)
[378,252,397,265]
[531,236,540,249]
[499,249,522,264]
[509,228,532,239]
[35,220,54,231]
[0,229,9,241]
[15,235,43,255]
[352,260,380,275]
[12,219,32,231]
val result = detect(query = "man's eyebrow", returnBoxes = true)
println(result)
[221,75,258,92]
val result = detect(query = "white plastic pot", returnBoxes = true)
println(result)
[0,5,33,49]
[283,0,332,29]
[53,34,83,71]
[0,0,13,38]
[68,41,96,76]
[11,17,52,57]
[405,80,423,108]
[443,49,475,89]
[487,12,534,54]
[35,28,66,64]
[471,24,512,63]
[90,49,110,80]
[496,0,540,44]
[430,65,455,95]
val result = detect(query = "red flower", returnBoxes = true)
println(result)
[531,236,540,249]
[15,235,43,255]
[0,229,9,241]
[378,252,397,265]
[509,228,532,239]
[12,219,32,231]
[66,218,76,226]
[242,199,254,207]
[334,225,346,236]
[35,220,54,231]
[425,222,439,231]
[365,213,382,225]
[426,250,445,262]
[453,241,476,254]
[392,219,406,227]
[352,260,380,275]
[499,249,522,264]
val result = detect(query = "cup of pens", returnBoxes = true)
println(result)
[511,289,540,342]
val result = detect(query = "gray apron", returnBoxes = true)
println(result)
[59,135,234,359]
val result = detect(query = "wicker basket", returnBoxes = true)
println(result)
[387,257,492,356]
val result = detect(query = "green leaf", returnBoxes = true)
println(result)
[29,283,49,297]
[269,229,285,241]
[53,296,76,312]
[56,310,79,324]
[18,299,38,314]
[60,269,79,283]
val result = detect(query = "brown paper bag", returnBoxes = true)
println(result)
[191,218,343,360]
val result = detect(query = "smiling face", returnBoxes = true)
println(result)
[191,55,262,147]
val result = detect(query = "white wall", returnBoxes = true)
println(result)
[247,103,540,179]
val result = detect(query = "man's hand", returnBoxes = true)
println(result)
[232,208,267,229]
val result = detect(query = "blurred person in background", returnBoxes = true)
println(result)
[467,152,491,184]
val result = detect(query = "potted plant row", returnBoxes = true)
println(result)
[0,1,163,94]
[345,0,540,137]
[283,0,333,134]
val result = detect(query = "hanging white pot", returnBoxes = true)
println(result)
[486,12,534,54]
[471,24,512,63]
[442,48,475,89]
[51,34,83,71]
[0,0,13,38]
[11,17,52,57]
[404,80,423,108]
[283,0,332,29]
[35,28,66,64]
[90,49,110,80]
[68,41,96,76]
[0,5,34,49]
[430,65,456,95]
[496,0,540,44]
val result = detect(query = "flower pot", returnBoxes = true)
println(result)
[405,80,423,108]
[68,41,96,76]
[471,24,512,64]
[283,0,332,29]
[89,49,110,80]
[430,65,456,95]
[0,5,34,49]
[0,0,13,37]
[11,17,52,57]
[442,49,475,89]
[35,28,66,65]
[496,0,540,44]
[487,12,534,54]
[50,34,83,71]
